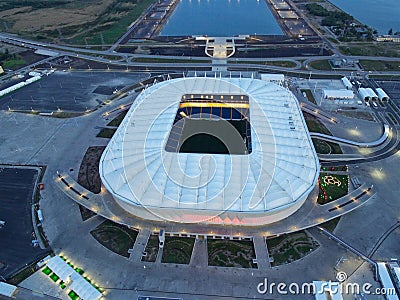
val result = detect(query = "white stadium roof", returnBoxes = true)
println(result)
[100,77,319,225]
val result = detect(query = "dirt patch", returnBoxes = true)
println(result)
[77,146,105,194]
[0,0,113,33]
[78,205,97,221]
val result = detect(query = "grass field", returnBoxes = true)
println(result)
[266,231,319,266]
[233,60,297,68]
[107,110,128,127]
[301,89,317,104]
[339,43,400,58]
[161,237,195,264]
[305,119,332,135]
[359,60,400,71]
[309,60,332,71]
[0,0,156,45]
[133,57,211,64]
[1,58,26,69]
[312,139,331,154]
[319,217,341,232]
[207,239,257,268]
[96,128,116,138]
[90,220,138,257]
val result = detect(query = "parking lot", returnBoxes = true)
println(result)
[0,167,49,278]
[0,71,148,112]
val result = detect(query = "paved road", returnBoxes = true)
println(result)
[3,33,400,79]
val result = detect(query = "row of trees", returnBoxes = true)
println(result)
[306,3,354,27]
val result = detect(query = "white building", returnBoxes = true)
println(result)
[377,262,398,300]
[376,88,390,101]
[100,77,319,226]
[341,77,352,90]
[358,88,371,101]
[46,256,102,300]
[366,88,378,101]
[0,282,17,298]
[323,89,354,100]
[376,35,400,43]
[0,66,3,74]
[260,73,285,84]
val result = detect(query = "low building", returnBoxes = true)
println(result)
[260,73,285,84]
[0,66,3,74]
[366,88,378,101]
[323,89,354,100]
[46,256,102,300]
[376,88,390,101]
[358,88,371,101]
[0,282,18,298]
[376,35,400,43]
[341,77,353,90]
[377,262,398,300]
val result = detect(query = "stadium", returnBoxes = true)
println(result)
[99,77,320,226]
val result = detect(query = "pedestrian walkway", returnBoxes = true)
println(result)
[129,228,151,262]
[55,173,375,238]
[253,236,271,270]
[156,247,163,264]
[189,238,208,267]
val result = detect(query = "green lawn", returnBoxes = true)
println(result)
[266,231,319,267]
[42,266,52,275]
[359,60,400,71]
[134,58,211,64]
[312,139,331,154]
[96,128,116,138]
[339,44,400,58]
[2,58,26,69]
[309,60,332,71]
[318,174,349,205]
[70,0,157,45]
[68,291,79,300]
[90,220,138,257]
[107,110,128,127]
[319,217,341,232]
[161,237,195,264]
[305,119,331,135]
[50,273,59,282]
[305,117,342,154]
[233,60,297,68]
[301,89,317,105]
[207,239,257,268]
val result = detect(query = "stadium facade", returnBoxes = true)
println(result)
[99,77,319,226]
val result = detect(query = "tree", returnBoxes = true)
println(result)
[388,28,393,35]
